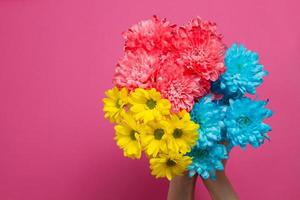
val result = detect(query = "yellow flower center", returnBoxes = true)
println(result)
[154,128,164,140]
[146,99,157,109]
[173,128,183,138]
[115,99,121,108]
[166,159,176,167]
[130,130,138,140]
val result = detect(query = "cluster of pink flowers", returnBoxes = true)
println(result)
[114,16,226,113]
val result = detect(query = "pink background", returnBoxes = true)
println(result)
[0,0,299,199]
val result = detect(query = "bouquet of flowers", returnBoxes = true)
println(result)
[103,16,273,180]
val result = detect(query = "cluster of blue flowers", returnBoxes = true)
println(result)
[188,43,273,180]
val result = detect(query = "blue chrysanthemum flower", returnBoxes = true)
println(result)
[187,144,228,180]
[213,43,268,98]
[224,97,273,149]
[190,95,226,148]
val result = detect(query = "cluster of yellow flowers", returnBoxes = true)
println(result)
[103,87,199,180]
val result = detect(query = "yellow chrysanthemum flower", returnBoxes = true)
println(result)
[114,114,147,159]
[141,119,171,157]
[150,153,192,180]
[103,87,129,123]
[129,88,171,123]
[167,111,199,154]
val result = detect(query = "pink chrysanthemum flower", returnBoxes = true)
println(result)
[123,16,176,54]
[174,17,226,81]
[154,61,209,113]
[114,50,158,90]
